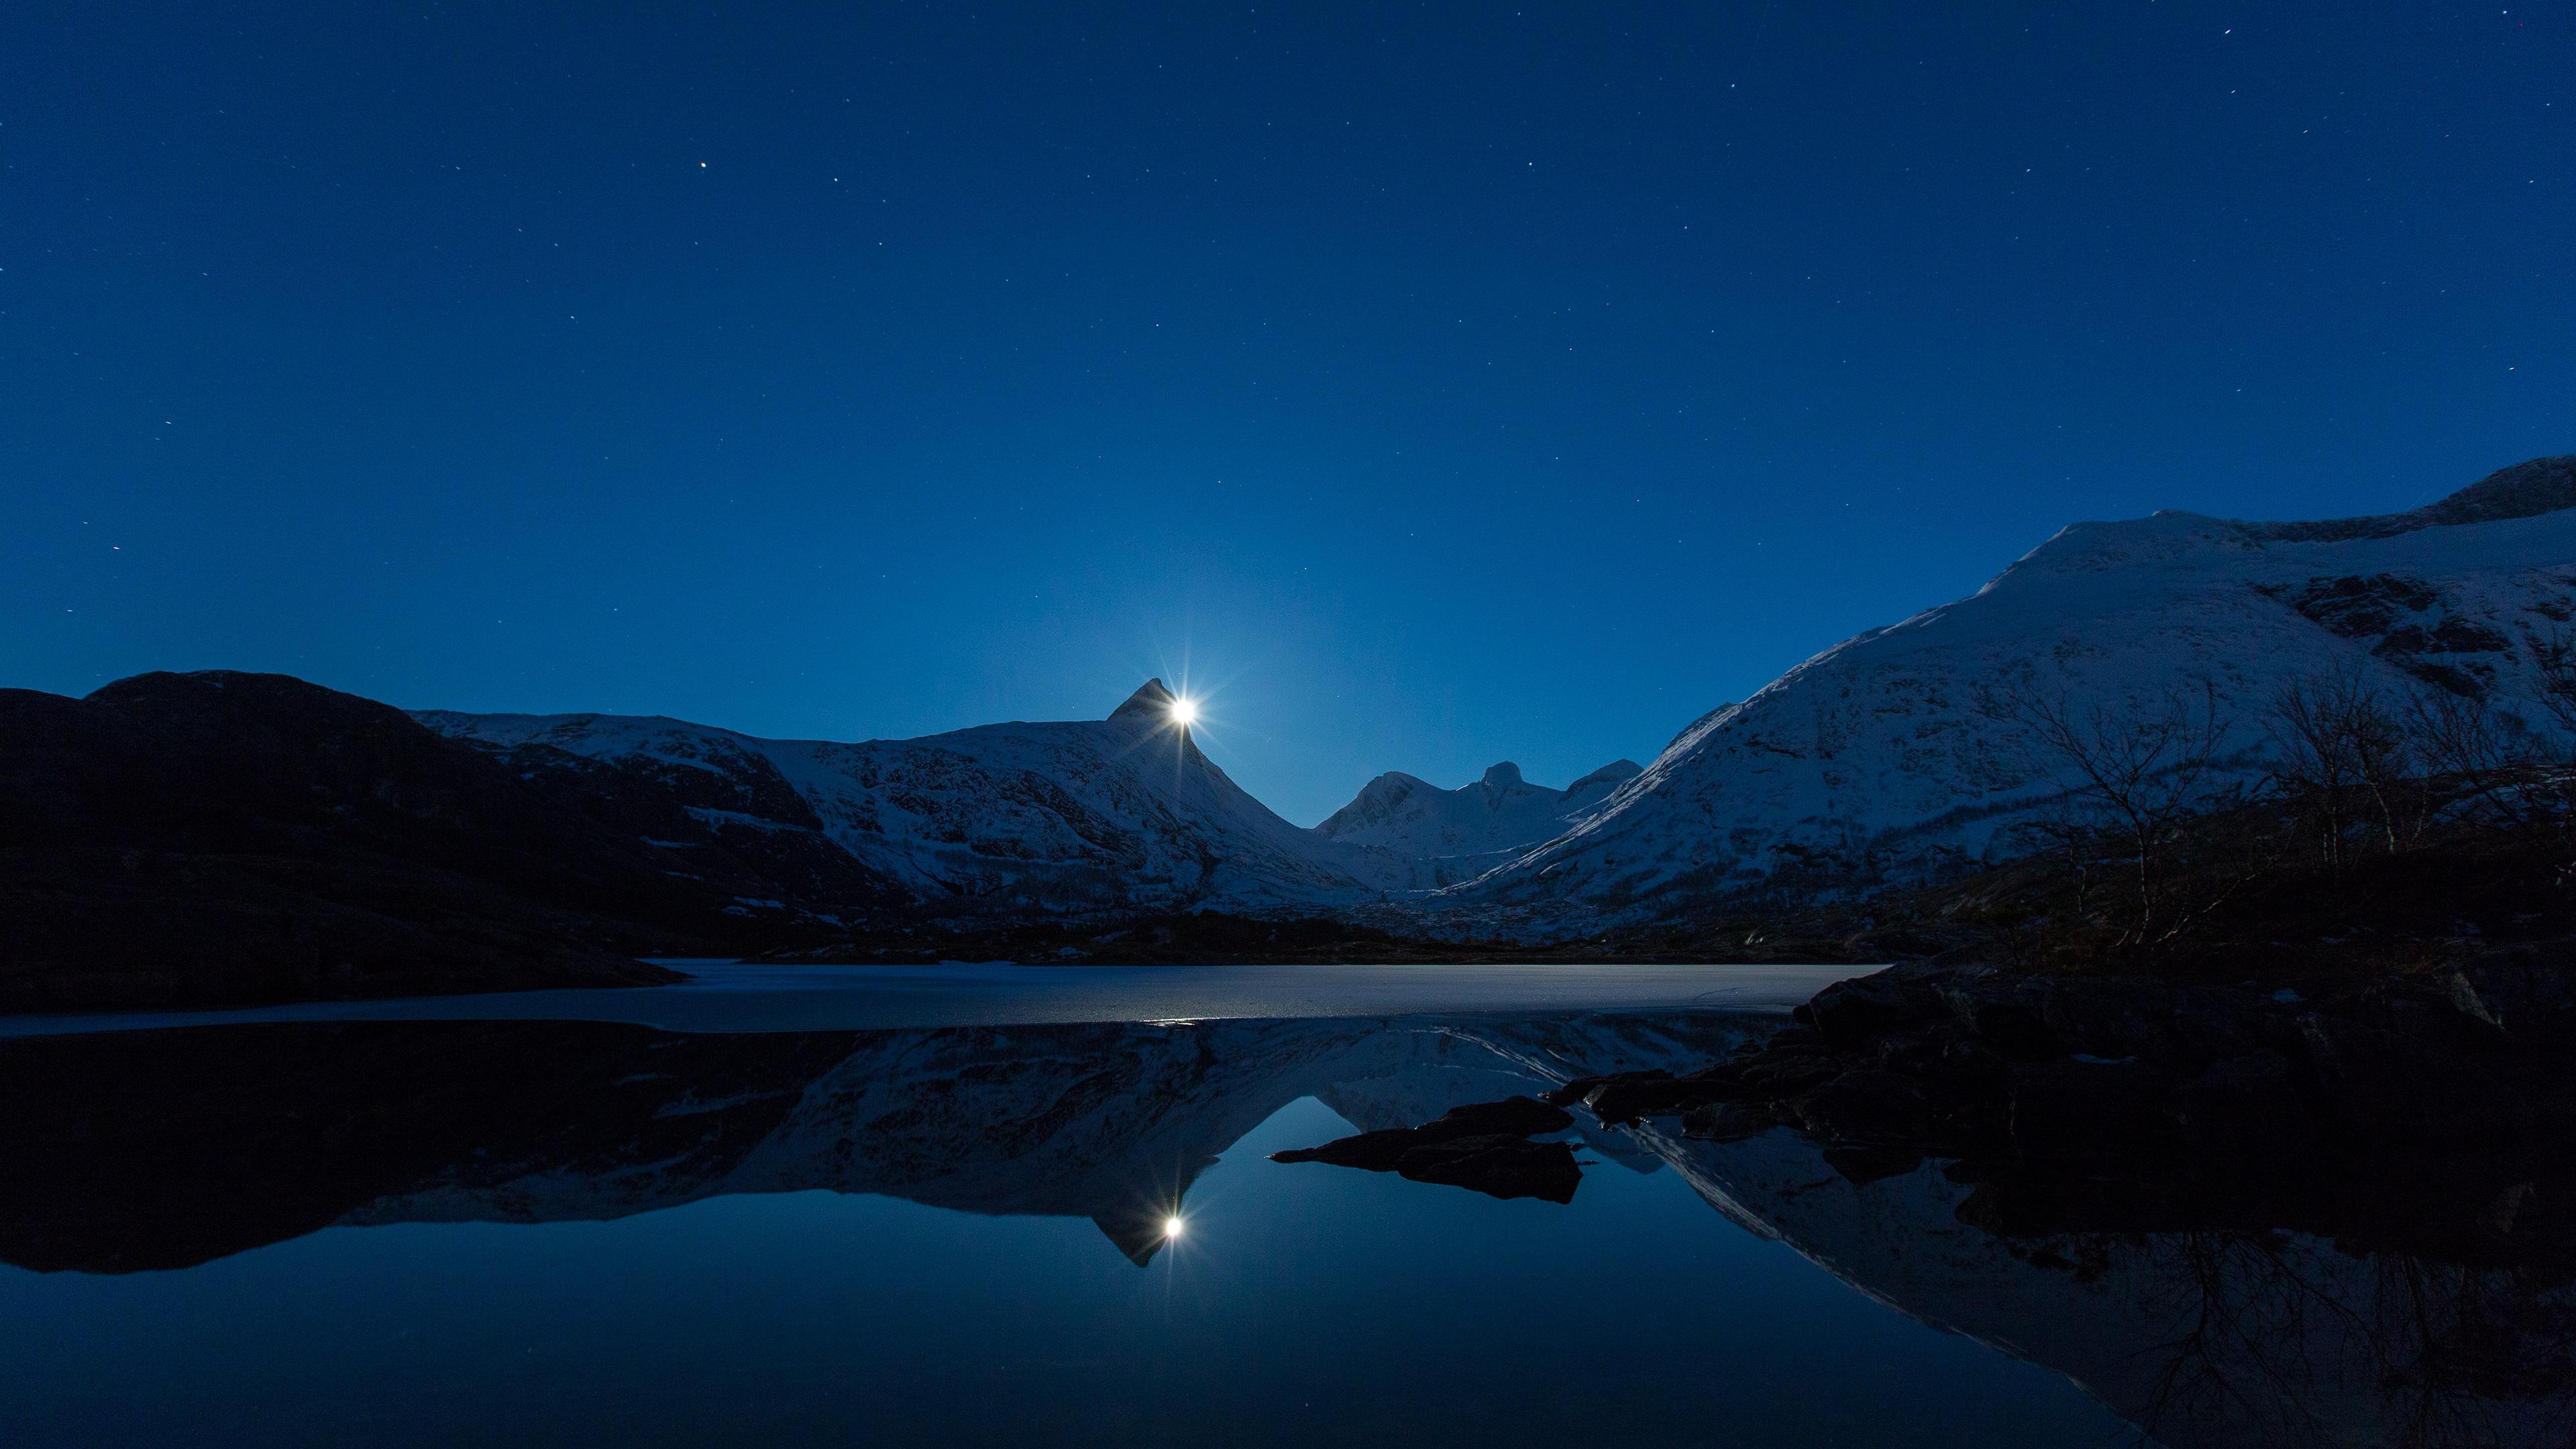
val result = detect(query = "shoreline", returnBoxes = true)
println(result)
[0,958,1849,1039]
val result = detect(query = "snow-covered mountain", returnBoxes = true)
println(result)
[418,679,1417,922]
[1456,454,2576,934]
[409,452,2576,938]
[1313,759,1641,884]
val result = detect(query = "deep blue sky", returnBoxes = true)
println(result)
[7,2,2569,824]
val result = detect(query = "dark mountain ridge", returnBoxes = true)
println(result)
[0,671,904,1011]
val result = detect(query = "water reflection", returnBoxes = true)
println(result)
[1642,1119,2576,1449]
[3,1011,2571,1446]
[0,1012,1746,1274]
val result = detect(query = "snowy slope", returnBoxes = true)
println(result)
[1459,455,2576,934]
[1313,759,1641,885]
[418,679,1418,920]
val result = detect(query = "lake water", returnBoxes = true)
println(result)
[3,964,2565,1447]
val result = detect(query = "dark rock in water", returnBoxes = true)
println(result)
[2027,977,2193,1061]
[1583,1071,1677,1124]
[1270,1095,1576,1171]
[1738,1053,1842,1098]
[1393,1135,1581,1203]
[1271,1128,1426,1172]
[1271,1094,1580,1202]
[1576,1069,1749,1124]
[2009,1058,2178,1167]
[1929,1036,2011,1094]
[1543,1075,1607,1108]
[1870,1025,2010,1105]
[1681,1099,1778,1142]
[1808,973,1921,1047]
[1423,1096,1575,1138]
[1793,1069,1929,1146]
[1821,1140,1925,1186]
[1942,981,2063,1061]
[1762,1024,1829,1053]
[1864,1024,1949,1079]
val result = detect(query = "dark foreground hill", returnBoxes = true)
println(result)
[0,672,907,1012]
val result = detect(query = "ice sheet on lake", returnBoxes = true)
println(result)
[0,959,1854,1038]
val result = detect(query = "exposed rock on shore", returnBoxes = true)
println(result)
[1548,953,2576,1190]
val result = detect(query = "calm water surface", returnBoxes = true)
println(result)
[1,965,2561,1447]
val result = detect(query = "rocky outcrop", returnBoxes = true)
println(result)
[1271,1096,1581,1202]
[1548,955,2576,1196]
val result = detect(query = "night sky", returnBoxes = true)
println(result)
[7,3,2568,824]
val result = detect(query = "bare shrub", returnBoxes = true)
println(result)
[2407,684,2533,826]
[1980,676,2247,953]
[2269,663,2421,871]
[2530,630,2576,745]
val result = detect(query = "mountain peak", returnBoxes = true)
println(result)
[1481,761,1524,789]
[1108,678,1177,723]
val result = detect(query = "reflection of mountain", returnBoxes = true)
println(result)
[1628,1121,2576,1449]
[20,1012,2569,1445]
[0,1012,1756,1275]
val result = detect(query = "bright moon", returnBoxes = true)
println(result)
[1170,698,1198,727]
[1163,1216,1185,1239]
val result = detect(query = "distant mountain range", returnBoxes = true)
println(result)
[419,673,1654,915]
[1313,759,1640,883]
[417,678,1420,918]
[7,453,2573,998]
